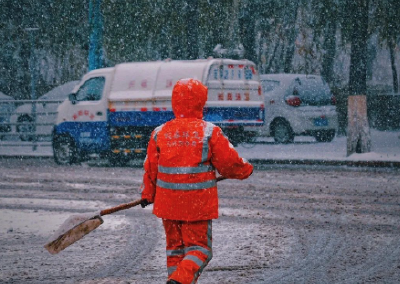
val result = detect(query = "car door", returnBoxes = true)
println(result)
[71,76,109,152]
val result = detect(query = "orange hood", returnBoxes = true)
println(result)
[172,78,208,119]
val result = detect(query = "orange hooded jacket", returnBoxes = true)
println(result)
[141,78,253,221]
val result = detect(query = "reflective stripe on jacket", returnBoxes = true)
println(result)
[141,79,253,221]
[142,118,253,221]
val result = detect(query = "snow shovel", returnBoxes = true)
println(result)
[44,198,142,255]
[44,176,226,255]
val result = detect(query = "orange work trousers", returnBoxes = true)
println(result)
[163,219,213,284]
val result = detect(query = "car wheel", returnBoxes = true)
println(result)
[273,120,294,144]
[53,135,80,165]
[17,116,34,141]
[315,130,335,142]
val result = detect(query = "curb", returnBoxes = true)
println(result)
[1,155,399,169]
[0,155,53,159]
[249,159,400,168]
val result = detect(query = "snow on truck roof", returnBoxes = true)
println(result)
[106,59,257,101]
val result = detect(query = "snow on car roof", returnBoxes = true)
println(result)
[40,81,79,100]
[260,74,323,90]
[261,73,321,82]
[0,91,12,100]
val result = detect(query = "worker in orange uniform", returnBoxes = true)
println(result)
[140,78,253,284]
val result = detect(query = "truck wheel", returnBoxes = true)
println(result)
[224,126,245,146]
[315,130,335,142]
[241,133,257,148]
[53,136,79,165]
[108,153,129,167]
[229,137,240,147]
[273,120,294,144]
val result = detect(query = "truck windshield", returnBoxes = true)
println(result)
[76,77,105,102]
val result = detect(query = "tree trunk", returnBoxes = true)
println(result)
[266,41,280,73]
[321,20,337,84]
[283,1,299,73]
[239,2,256,63]
[366,37,377,81]
[186,0,199,60]
[389,39,398,93]
[347,95,371,155]
[347,0,371,156]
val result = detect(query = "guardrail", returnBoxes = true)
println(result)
[0,99,63,151]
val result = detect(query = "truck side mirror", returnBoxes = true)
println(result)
[68,93,77,105]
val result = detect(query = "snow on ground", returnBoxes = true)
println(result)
[0,129,399,162]
[236,129,400,162]
[0,152,400,283]
[0,203,129,240]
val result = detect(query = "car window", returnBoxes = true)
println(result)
[286,79,302,97]
[75,77,105,102]
[296,78,332,106]
[261,80,280,93]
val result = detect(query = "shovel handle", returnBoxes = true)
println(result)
[216,176,226,182]
[100,177,226,216]
[100,198,142,216]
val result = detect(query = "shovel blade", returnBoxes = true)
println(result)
[44,216,103,255]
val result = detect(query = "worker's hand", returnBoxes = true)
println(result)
[140,199,151,208]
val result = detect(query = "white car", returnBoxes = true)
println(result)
[10,81,78,141]
[0,92,16,140]
[256,74,338,143]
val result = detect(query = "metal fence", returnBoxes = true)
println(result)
[0,99,64,151]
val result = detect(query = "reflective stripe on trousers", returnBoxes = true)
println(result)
[164,220,213,284]
[166,245,212,279]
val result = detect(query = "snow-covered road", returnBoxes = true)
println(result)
[0,158,399,283]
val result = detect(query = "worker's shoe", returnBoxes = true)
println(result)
[166,280,181,284]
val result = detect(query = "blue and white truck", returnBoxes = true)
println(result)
[53,58,264,165]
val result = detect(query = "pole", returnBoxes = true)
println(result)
[25,27,39,150]
[88,0,103,71]
[25,28,39,101]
